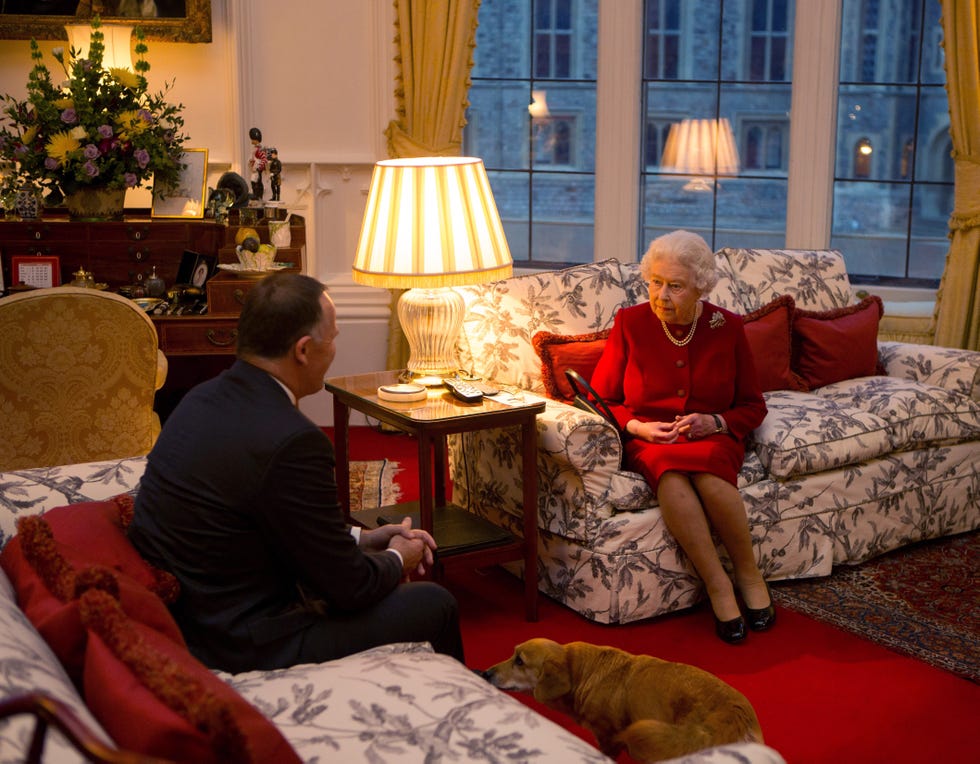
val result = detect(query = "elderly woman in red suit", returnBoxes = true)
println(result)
[591,230,775,643]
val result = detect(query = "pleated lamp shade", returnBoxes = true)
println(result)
[65,23,135,70]
[353,157,513,380]
[661,118,740,186]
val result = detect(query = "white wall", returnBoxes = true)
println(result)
[0,0,398,424]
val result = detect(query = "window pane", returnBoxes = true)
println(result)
[833,0,948,284]
[468,0,598,266]
[644,2,794,253]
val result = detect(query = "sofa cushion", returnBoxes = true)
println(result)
[0,569,114,763]
[717,248,853,312]
[79,588,300,764]
[219,642,615,763]
[0,457,146,550]
[0,501,184,682]
[814,376,980,451]
[792,296,884,389]
[752,391,894,478]
[453,259,630,391]
[742,296,809,393]
[533,329,611,401]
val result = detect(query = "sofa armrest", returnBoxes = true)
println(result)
[879,341,980,400]
[449,395,654,540]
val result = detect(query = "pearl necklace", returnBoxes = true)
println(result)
[661,302,702,347]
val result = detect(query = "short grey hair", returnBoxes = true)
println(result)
[639,230,719,295]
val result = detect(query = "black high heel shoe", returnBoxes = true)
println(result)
[714,614,747,644]
[744,583,776,632]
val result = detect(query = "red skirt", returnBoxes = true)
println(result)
[625,434,745,492]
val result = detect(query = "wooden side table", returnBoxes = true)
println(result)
[324,371,545,621]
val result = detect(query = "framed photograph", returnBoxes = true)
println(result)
[0,2,212,43]
[152,148,208,219]
[175,250,217,287]
[11,255,60,289]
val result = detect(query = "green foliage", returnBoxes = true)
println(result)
[0,16,187,203]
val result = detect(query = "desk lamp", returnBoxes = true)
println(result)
[352,157,513,384]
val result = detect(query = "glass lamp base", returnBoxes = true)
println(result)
[397,287,464,379]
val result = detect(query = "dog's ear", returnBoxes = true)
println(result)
[533,656,572,702]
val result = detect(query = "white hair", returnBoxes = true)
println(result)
[639,230,719,294]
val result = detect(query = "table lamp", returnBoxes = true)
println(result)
[352,157,513,384]
[660,118,739,191]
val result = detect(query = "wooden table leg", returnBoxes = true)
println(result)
[332,396,351,523]
[521,416,539,621]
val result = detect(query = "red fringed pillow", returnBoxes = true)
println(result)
[79,589,301,764]
[792,295,884,389]
[741,295,809,392]
[533,329,611,402]
[0,500,185,682]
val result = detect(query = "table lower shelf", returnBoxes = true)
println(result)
[351,502,520,561]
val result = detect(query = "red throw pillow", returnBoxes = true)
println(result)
[792,295,884,389]
[0,500,184,683]
[533,329,610,401]
[79,589,300,764]
[741,295,809,392]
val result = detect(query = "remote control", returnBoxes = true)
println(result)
[443,377,484,402]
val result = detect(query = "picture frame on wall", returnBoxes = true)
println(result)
[152,148,208,219]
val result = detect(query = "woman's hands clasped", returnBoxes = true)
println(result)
[360,517,437,577]
[628,413,721,443]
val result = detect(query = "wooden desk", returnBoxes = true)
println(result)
[325,371,545,621]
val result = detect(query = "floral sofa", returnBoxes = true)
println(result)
[0,457,786,764]
[447,249,980,624]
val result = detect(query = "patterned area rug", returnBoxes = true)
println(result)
[772,531,979,683]
[348,460,402,513]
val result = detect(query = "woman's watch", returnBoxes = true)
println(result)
[711,414,725,433]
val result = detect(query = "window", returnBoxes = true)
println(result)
[467,0,598,265]
[640,1,794,251]
[465,0,950,289]
[832,0,950,284]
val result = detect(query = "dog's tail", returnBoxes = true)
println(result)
[615,706,763,763]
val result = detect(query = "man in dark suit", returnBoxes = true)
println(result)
[129,273,463,672]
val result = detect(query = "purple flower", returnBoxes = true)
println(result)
[135,148,150,169]
[83,160,99,177]
[97,124,113,139]
[83,143,100,159]
[60,109,77,125]
[124,172,138,187]
[137,109,153,124]
[44,157,58,169]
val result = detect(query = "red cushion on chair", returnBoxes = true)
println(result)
[79,589,300,764]
[792,295,884,389]
[741,295,809,392]
[0,499,184,683]
[533,330,611,401]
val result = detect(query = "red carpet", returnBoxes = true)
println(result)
[331,427,979,764]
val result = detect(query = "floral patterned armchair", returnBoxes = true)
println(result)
[0,287,166,470]
[447,252,980,624]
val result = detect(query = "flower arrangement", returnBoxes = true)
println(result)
[0,17,187,208]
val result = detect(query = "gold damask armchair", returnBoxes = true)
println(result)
[0,287,167,470]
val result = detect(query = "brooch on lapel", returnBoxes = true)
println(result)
[709,311,726,329]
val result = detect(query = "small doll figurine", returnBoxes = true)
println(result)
[268,148,282,202]
[247,127,267,201]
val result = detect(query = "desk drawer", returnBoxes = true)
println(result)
[155,318,239,355]
[207,276,253,315]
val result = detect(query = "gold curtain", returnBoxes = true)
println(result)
[383,0,481,369]
[934,0,980,350]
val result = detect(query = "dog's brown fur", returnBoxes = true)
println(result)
[482,638,763,763]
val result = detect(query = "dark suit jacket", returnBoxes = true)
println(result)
[128,360,402,672]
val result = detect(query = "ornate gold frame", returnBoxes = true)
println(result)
[0,1,211,43]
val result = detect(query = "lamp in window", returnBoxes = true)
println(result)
[353,157,513,384]
[528,90,550,119]
[65,23,135,69]
[660,118,740,191]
